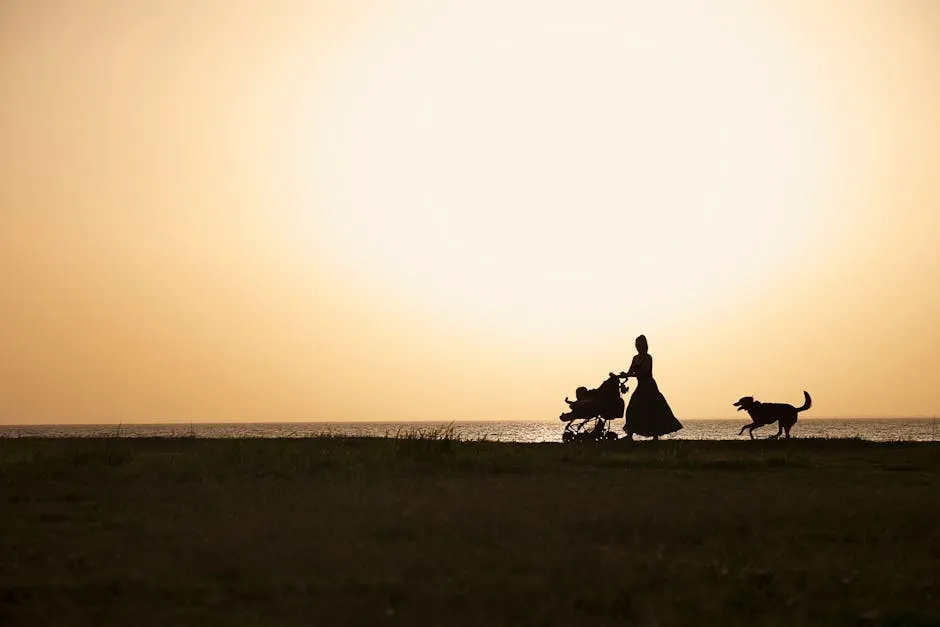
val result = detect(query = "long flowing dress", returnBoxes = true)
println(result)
[624,353,682,437]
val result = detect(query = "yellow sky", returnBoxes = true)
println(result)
[1,0,938,423]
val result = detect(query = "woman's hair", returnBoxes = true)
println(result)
[635,334,648,351]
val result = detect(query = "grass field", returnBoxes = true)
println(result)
[1,436,938,626]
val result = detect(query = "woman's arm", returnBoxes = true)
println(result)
[623,354,642,377]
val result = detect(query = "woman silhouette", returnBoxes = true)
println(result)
[622,335,682,440]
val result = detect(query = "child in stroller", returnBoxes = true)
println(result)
[559,372,629,443]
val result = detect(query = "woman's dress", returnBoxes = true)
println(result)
[624,353,682,437]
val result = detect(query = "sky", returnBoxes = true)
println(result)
[1,0,938,423]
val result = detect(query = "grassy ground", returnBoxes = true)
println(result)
[1,436,938,627]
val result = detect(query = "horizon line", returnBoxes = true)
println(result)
[1,416,938,427]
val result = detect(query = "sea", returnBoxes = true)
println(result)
[0,419,937,442]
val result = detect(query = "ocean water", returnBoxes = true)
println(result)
[0,419,937,442]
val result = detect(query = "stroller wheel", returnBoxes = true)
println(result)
[604,431,618,441]
[562,431,573,443]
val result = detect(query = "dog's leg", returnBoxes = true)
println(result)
[748,425,757,440]
[739,424,750,436]
[767,422,783,440]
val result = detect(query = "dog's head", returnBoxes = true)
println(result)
[733,396,756,411]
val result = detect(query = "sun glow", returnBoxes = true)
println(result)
[306,0,832,335]
[2,0,939,423]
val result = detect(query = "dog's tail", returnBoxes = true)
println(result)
[796,391,812,413]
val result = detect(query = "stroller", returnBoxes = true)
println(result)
[559,372,629,443]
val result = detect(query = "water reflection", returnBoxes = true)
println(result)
[1,419,938,442]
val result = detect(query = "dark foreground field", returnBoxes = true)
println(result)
[1,437,938,627]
